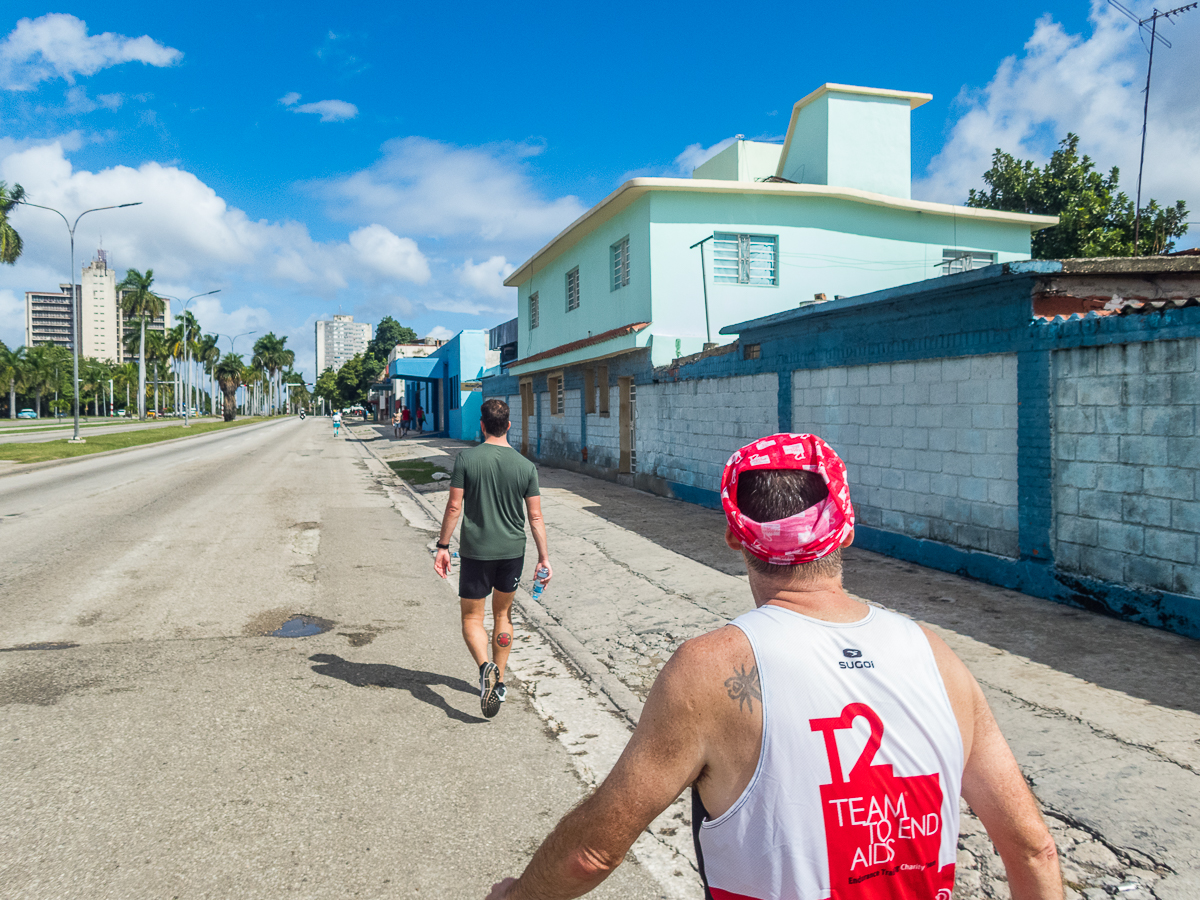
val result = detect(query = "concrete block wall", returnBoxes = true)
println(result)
[505,393,523,451]
[543,389,582,460]
[792,354,1020,557]
[637,374,778,492]
[586,388,620,471]
[1052,339,1200,595]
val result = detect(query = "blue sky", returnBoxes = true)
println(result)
[2,1,1197,377]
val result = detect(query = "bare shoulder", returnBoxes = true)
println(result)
[919,624,984,757]
[648,625,760,718]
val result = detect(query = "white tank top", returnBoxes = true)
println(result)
[694,604,962,900]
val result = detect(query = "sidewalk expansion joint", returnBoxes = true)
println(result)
[979,677,1200,776]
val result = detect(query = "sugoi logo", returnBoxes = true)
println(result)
[839,647,874,670]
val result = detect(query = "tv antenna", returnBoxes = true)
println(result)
[1108,0,1197,253]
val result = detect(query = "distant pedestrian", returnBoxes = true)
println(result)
[393,412,401,438]
[415,405,425,433]
[332,410,341,437]
[434,398,550,719]
[401,405,411,436]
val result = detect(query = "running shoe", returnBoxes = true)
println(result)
[497,682,507,703]
[480,662,501,718]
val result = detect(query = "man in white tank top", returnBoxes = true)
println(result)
[487,434,1063,900]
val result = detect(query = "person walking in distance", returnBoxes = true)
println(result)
[400,404,411,436]
[415,405,425,434]
[332,409,341,437]
[434,398,551,719]
[486,433,1062,900]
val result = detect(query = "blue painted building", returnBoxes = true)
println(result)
[486,255,1200,638]
[390,330,499,441]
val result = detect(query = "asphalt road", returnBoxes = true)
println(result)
[0,418,662,899]
[0,416,222,445]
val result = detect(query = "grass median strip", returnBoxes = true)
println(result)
[387,458,451,485]
[0,417,270,464]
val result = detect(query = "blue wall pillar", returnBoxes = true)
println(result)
[1017,349,1054,562]
[776,366,792,433]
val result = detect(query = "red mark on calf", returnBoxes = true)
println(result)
[496,632,511,648]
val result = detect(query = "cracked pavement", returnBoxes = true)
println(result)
[374,429,1200,900]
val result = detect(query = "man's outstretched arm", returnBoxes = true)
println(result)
[525,496,552,582]
[486,639,713,899]
[434,487,464,578]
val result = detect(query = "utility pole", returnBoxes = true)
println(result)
[1108,1,1197,254]
[689,234,715,347]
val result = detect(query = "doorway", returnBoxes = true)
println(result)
[618,377,636,474]
[519,379,533,456]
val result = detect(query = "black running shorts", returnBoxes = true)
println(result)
[458,556,523,600]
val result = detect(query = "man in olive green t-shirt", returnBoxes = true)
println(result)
[434,398,552,718]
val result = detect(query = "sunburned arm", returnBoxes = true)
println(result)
[488,638,718,900]
[525,496,552,581]
[923,628,1063,900]
[433,487,464,579]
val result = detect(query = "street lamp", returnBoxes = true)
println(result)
[160,290,220,427]
[17,199,142,441]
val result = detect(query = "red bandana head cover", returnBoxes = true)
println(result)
[721,433,855,565]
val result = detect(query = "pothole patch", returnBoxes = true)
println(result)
[0,641,80,653]
[245,608,335,637]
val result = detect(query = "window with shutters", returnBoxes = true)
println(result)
[712,233,778,285]
[547,373,565,416]
[529,292,540,329]
[611,237,630,291]
[566,267,580,311]
[584,368,596,414]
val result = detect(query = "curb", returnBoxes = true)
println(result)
[0,417,291,479]
[349,429,645,727]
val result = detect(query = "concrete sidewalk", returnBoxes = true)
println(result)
[356,424,1200,900]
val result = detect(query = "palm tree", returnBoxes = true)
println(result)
[112,362,138,415]
[0,343,27,418]
[0,181,25,265]
[214,353,245,421]
[117,269,164,420]
[25,344,68,417]
[196,334,220,416]
[143,329,169,418]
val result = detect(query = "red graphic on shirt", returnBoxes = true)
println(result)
[809,703,955,899]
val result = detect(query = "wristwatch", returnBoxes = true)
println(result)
[436,542,451,550]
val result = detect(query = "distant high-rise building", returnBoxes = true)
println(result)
[315,314,372,373]
[25,284,78,349]
[24,249,171,361]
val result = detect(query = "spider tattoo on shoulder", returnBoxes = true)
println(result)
[725,664,762,713]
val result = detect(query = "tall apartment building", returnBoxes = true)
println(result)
[24,250,171,360]
[315,314,372,373]
[25,285,78,348]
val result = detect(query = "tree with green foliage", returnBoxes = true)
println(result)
[366,316,417,360]
[214,353,245,421]
[0,181,26,265]
[967,134,1188,258]
[0,342,27,418]
[313,367,339,412]
[335,353,366,407]
[117,268,164,419]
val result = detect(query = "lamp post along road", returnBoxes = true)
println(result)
[162,290,220,427]
[16,200,142,441]
[217,331,255,419]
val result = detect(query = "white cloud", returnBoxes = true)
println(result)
[317,137,586,245]
[458,255,515,298]
[0,14,182,91]
[280,92,358,122]
[917,0,1200,244]
[674,136,738,175]
[421,297,507,316]
[347,224,430,283]
[424,326,454,341]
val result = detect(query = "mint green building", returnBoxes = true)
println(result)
[503,84,1058,379]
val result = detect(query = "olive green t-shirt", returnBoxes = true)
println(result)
[450,442,540,560]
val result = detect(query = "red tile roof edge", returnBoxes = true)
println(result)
[514,322,650,367]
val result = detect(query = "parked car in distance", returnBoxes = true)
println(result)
[17,408,37,419]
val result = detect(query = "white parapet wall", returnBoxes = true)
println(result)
[792,354,1020,557]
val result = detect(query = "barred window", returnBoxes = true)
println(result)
[530,292,540,329]
[743,343,761,360]
[941,249,996,275]
[566,268,580,311]
[712,233,778,285]
[611,237,630,291]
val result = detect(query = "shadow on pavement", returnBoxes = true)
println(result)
[309,653,486,724]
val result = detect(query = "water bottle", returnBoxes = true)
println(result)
[531,565,550,601]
